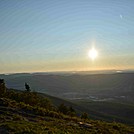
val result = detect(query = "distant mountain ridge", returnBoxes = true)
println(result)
[1,72,134,93]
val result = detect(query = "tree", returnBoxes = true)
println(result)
[0,79,6,97]
[25,83,31,92]
[81,112,88,119]
[68,106,76,116]
[69,106,75,113]
[58,103,68,114]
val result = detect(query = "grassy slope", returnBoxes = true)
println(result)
[0,98,134,134]
[73,100,134,125]
[35,91,134,125]
[10,89,134,125]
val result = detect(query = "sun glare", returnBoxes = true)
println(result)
[88,47,98,61]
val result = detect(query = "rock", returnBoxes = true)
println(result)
[78,122,93,128]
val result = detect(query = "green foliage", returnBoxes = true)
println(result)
[0,93,134,134]
[81,112,88,119]
[58,103,68,114]
[58,103,76,116]
[2,89,77,120]
[5,90,53,110]
[0,115,133,134]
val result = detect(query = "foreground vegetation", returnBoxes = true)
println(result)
[0,79,134,133]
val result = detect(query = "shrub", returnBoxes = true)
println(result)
[81,112,88,119]
[0,79,6,97]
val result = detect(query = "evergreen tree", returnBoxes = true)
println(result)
[58,103,68,114]
[69,106,75,113]
[25,82,31,92]
[68,106,76,116]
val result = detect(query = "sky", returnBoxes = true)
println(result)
[0,0,134,73]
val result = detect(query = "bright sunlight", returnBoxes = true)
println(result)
[88,47,98,61]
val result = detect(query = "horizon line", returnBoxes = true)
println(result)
[1,69,134,75]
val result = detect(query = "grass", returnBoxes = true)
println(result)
[0,92,134,134]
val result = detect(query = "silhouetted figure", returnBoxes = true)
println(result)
[25,82,31,92]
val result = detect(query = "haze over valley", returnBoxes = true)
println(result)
[2,71,134,102]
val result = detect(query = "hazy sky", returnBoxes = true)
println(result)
[0,0,134,73]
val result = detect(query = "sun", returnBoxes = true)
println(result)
[88,47,98,61]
